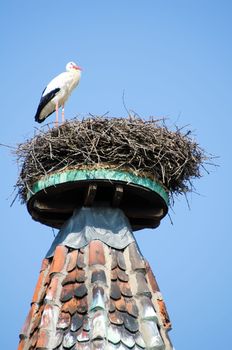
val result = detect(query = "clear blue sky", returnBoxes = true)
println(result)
[1,1,231,349]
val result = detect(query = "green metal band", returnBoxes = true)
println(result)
[27,169,169,205]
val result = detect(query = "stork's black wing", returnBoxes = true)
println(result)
[34,88,60,123]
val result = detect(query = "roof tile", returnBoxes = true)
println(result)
[89,240,105,266]
[17,339,25,350]
[91,310,107,340]
[107,324,121,344]
[63,330,77,348]
[67,250,78,272]
[76,250,86,269]
[40,304,56,330]
[30,329,39,347]
[145,261,160,292]
[140,319,164,349]
[20,306,34,338]
[74,342,91,350]
[91,339,106,349]
[129,242,146,271]
[109,309,124,326]
[36,328,50,348]
[117,269,129,282]
[44,269,52,287]
[76,296,88,314]
[134,344,145,350]
[120,327,135,348]
[60,283,74,302]
[118,281,133,297]
[111,268,118,281]
[61,298,78,315]
[116,251,126,271]
[30,305,44,336]
[90,286,105,311]
[40,307,60,346]
[32,269,47,304]
[110,281,121,300]
[57,312,71,330]
[125,298,139,318]
[62,269,77,286]
[76,328,90,342]
[74,283,88,298]
[50,245,68,274]
[157,299,172,330]
[140,296,158,322]
[82,316,90,332]
[70,313,83,332]
[110,249,118,270]
[40,258,50,272]
[45,275,60,302]
[114,296,127,312]
[91,269,107,284]
[123,313,139,333]
[109,300,116,313]
[76,268,86,283]
[107,341,119,350]
[134,332,146,348]
[136,271,152,297]
[52,330,64,348]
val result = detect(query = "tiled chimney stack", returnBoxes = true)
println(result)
[18,170,173,350]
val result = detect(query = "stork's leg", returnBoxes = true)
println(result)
[62,104,65,123]
[55,102,59,127]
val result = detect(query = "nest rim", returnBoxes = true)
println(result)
[26,167,169,204]
[26,166,169,231]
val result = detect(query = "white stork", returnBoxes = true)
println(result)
[34,61,82,125]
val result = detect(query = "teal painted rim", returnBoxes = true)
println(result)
[27,169,169,205]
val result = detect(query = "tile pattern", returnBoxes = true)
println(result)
[18,241,173,349]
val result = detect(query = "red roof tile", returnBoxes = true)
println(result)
[40,258,50,272]
[17,339,25,350]
[145,261,160,293]
[60,283,74,302]
[61,298,78,315]
[109,309,124,325]
[29,305,43,336]
[20,306,34,338]
[36,328,50,348]
[157,299,172,330]
[32,269,47,304]
[89,240,105,265]
[76,250,86,269]
[49,245,68,274]
[45,275,60,302]
[62,268,78,286]
[67,250,78,272]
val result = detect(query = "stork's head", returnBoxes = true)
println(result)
[66,61,82,72]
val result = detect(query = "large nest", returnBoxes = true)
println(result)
[15,116,209,203]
